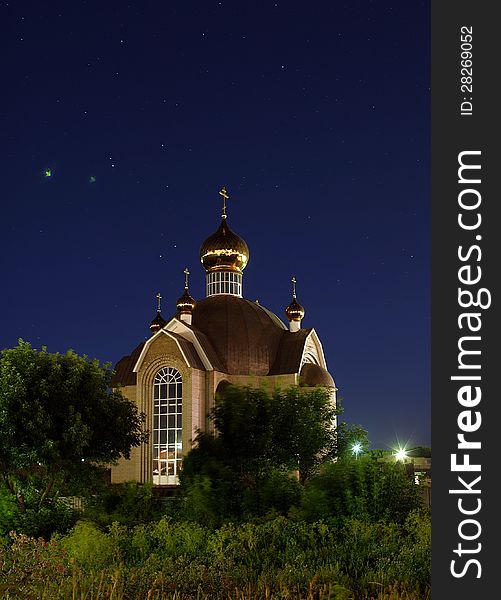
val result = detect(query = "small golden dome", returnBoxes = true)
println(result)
[200,218,249,273]
[285,297,305,322]
[176,268,196,314]
[285,276,305,323]
[176,288,196,314]
[150,312,167,333]
[150,292,167,333]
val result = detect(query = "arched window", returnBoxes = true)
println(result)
[152,367,182,485]
[215,380,230,400]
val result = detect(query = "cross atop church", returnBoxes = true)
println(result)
[184,267,190,289]
[156,292,162,313]
[219,186,229,219]
[291,276,297,299]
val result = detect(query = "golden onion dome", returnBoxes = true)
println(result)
[285,297,305,322]
[176,288,196,314]
[150,312,167,334]
[200,218,249,273]
[285,276,305,323]
[150,292,167,334]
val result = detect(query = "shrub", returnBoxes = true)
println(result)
[297,456,423,524]
[60,520,116,570]
[84,481,164,527]
[0,483,77,539]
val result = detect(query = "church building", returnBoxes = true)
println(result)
[111,188,336,486]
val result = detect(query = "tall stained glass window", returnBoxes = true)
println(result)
[152,367,182,485]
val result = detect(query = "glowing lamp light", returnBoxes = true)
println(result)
[395,447,408,461]
[351,442,362,457]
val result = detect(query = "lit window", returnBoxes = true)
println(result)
[152,367,182,485]
[206,271,242,297]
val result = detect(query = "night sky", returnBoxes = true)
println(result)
[1,1,430,450]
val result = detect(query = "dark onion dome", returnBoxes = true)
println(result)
[192,295,287,375]
[285,297,305,322]
[299,363,335,387]
[150,312,167,334]
[176,288,196,314]
[200,218,249,273]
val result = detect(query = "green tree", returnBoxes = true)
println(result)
[180,384,336,520]
[270,386,339,483]
[0,340,147,518]
[407,445,432,458]
[335,421,370,458]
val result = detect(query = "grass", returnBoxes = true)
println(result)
[0,513,430,600]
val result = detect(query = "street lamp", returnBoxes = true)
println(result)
[351,442,363,458]
[394,447,408,461]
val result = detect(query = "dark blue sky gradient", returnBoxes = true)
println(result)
[1,1,430,449]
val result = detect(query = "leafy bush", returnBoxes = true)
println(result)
[60,520,116,570]
[296,456,423,524]
[83,481,164,527]
[246,468,302,518]
[0,483,77,539]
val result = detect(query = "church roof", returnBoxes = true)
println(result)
[190,295,286,375]
[167,331,206,370]
[182,325,226,372]
[268,328,312,375]
[112,341,145,387]
[111,333,206,387]
[112,297,332,382]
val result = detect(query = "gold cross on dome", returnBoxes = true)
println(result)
[219,186,229,218]
[184,267,190,289]
[156,292,162,313]
[291,276,297,298]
